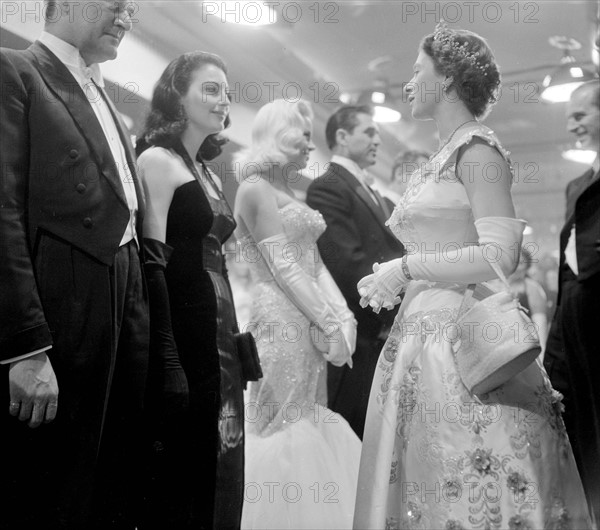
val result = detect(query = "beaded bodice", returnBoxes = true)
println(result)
[239,201,326,283]
[241,200,329,436]
[387,123,513,251]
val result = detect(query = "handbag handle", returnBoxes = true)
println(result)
[456,246,517,320]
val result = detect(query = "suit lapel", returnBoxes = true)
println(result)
[373,188,392,219]
[30,42,128,208]
[579,168,600,199]
[559,168,599,273]
[331,163,395,236]
[565,168,594,222]
[562,168,596,241]
[355,185,388,224]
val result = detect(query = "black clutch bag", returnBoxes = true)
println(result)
[235,332,263,386]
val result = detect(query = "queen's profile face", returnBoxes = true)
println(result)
[405,50,446,120]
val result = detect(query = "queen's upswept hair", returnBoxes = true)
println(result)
[137,51,230,161]
[421,27,501,119]
[235,99,313,174]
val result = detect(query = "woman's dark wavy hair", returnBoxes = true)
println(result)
[137,51,230,161]
[421,29,501,119]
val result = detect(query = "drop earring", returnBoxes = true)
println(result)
[442,76,454,93]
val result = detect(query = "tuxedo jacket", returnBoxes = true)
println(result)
[545,168,600,385]
[306,162,405,340]
[557,169,600,298]
[0,42,146,360]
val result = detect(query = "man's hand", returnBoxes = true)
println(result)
[8,351,58,428]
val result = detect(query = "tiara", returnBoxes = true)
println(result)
[433,20,489,75]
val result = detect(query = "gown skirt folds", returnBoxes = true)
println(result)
[241,202,362,530]
[353,124,593,530]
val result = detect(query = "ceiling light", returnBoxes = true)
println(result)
[339,92,352,104]
[562,148,597,165]
[358,89,401,123]
[373,106,401,123]
[371,91,386,105]
[203,1,277,25]
[541,36,598,103]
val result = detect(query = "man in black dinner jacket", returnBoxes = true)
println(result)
[0,1,149,528]
[544,80,600,523]
[307,105,405,440]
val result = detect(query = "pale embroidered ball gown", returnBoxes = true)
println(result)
[353,123,593,530]
[238,197,362,530]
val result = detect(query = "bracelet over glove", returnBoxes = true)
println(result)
[357,217,526,313]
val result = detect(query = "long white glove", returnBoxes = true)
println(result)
[358,217,526,312]
[316,260,357,359]
[257,233,352,367]
[357,259,408,313]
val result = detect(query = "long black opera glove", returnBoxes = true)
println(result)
[144,238,189,418]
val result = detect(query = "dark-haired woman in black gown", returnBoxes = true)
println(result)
[137,51,244,529]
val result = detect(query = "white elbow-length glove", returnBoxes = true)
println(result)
[257,233,352,367]
[358,217,526,312]
[316,260,357,359]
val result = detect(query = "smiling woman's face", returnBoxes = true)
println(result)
[287,125,315,170]
[181,63,230,138]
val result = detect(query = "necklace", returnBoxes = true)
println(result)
[430,118,477,160]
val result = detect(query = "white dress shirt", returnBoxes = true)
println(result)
[565,226,579,275]
[331,155,379,205]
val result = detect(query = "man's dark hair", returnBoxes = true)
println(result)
[325,105,373,150]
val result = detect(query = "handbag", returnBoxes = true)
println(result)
[452,259,541,395]
[235,331,263,385]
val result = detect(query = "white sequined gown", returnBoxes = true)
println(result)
[353,124,593,530]
[240,201,361,530]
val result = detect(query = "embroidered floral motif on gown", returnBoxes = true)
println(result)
[240,201,362,530]
[353,124,593,530]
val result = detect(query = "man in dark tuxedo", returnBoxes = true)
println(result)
[544,80,600,522]
[306,105,405,439]
[0,2,149,528]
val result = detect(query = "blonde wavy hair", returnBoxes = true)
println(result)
[235,99,313,176]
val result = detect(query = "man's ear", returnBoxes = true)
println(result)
[335,128,348,146]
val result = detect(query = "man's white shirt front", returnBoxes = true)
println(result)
[331,155,379,205]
